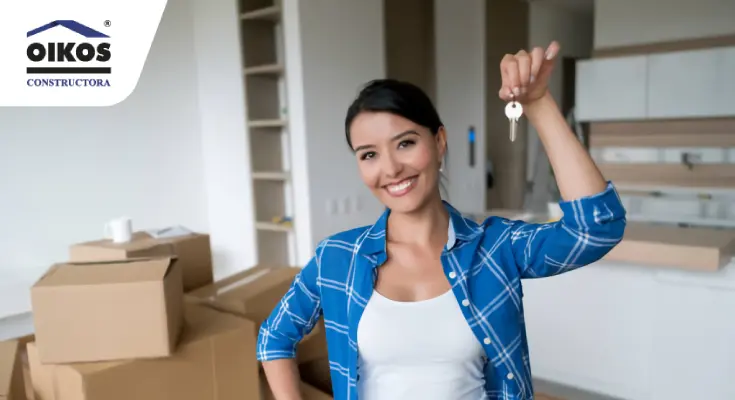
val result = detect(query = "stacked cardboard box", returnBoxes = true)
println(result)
[14,231,332,400]
[187,265,332,393]
[69,229,214,292]
[0,340,25,400]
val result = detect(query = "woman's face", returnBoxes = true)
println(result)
[349,111,446,214]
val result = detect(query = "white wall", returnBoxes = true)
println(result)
[0,0,254,318]
[525,3,593,211]
[594,0,735,48]
[434,0,487,214]
[523,3,735,399]
[294,0,387,247]
[191,0,257,274]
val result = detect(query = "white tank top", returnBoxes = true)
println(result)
[356,289,488,400]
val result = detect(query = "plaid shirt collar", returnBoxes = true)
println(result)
[356,200,484,266]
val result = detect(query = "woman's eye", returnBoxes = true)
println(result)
[360,151,376,160]
[398,140,416,149]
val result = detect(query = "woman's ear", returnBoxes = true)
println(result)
[435,126,447,160]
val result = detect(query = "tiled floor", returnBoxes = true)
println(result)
[534,378,624,400]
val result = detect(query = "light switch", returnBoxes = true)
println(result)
[326,199,338,215]
[339,197,350,214]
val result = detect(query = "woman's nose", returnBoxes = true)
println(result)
[381,153,403,178]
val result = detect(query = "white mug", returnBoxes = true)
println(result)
[104,217,133,243]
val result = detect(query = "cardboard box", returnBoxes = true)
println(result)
[187,266,328,364]
[0,340,25,400]
[187,266,301,322]
[70,230,213,291]
[259,372,332,400]
[14,336,34,400]
[27,303,260,400]
[30,257,184,364]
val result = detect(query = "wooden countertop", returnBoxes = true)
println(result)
[478,210,735,272]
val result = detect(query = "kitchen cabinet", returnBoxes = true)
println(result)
[716,46,735,116]
[575,55,648,121]
[576,46,735,121]
[647,48,721,118]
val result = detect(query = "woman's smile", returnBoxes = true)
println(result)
[384,176,418,197]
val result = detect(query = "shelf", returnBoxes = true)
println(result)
[245,74,282,120]
[257,229,290,265]
[604,222,735,272]
[255,222,293,232]
[240,20,278,68]
[589,118,735,148]
[248,119,286,128]
[240,5,281,22]
[239,0,293,266]
[599,163,735,188]
[252,171,289,181]
[254,179,287,221]
[244,63,283,76]
[251,128,284,171]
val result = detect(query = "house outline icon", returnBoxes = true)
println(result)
[27,20,109,38]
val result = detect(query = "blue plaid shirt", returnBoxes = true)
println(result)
[257,182,626,400]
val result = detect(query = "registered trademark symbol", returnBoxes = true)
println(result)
[104,20,111,27]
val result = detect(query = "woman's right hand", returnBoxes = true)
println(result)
[498,41,560,106]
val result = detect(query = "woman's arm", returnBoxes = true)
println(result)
[500,40,606,200]
[257,249,324,399]
[526,92,607,199]
[491,41,626,278]
[262,359,303,400]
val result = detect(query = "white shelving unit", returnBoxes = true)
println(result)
[239,0,295,266]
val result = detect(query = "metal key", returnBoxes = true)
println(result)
[505,100,523,142]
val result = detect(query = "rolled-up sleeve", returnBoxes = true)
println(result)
[256,253,322,361]
[506,181,626,279]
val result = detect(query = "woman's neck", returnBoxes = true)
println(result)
[386,192,449,248]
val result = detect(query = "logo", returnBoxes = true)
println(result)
[26,20,112,88]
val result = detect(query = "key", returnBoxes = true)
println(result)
[505,100,523,142]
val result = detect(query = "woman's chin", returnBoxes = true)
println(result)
[380,192,428,214]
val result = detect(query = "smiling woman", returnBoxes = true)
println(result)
[345,79,446,215]
[258,41,628,400]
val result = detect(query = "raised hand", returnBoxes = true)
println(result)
[498,41,560,105]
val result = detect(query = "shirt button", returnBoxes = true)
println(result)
[483,337,491,345]
[448,271,457,279]
[461,299,470,307]
[507,373,514,380]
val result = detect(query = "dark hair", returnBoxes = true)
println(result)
[344,79,444,149]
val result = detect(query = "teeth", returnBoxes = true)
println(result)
[388,179,413,193]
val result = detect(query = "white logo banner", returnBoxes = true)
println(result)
[0,0,168,107]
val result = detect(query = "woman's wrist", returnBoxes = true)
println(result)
[523,91,556,120]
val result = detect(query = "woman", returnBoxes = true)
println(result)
[257,41,626,400]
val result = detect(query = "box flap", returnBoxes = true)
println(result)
[145,226,195,240]
[34,257,175,288]
[0,341,19,397]
[216,266,298,299]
